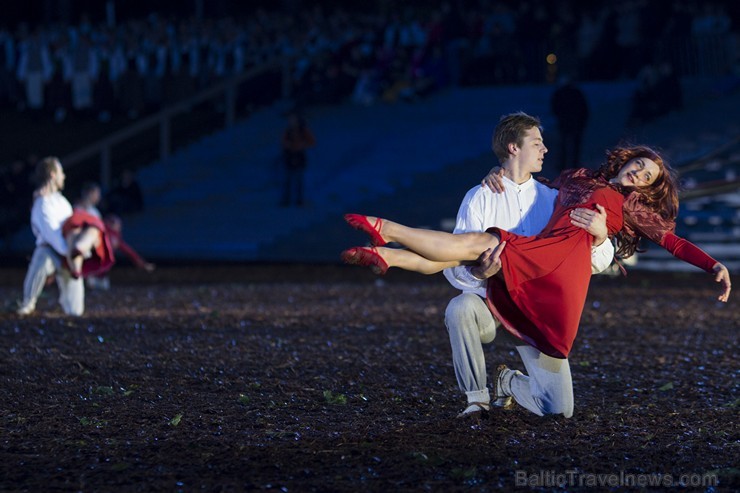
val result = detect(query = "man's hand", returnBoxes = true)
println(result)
[570,204,608,246]
[713,262,731,302]
[470,241,507,280]
[481,166,505,193]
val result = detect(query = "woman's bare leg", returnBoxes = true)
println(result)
[380,247,464,274]
[65,228,84,274]
[66,227,101,274]
[73,227,101,253]
[369,216,500,262]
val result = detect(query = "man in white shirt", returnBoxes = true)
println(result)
[16,157,84,316]
[444,112,614,419]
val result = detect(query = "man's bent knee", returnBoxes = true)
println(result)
[445,293,480,322]
[445,293,496,344]
[537,394,574,418]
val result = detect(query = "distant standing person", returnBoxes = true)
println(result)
[280,111,315,207]
[107,169,144,215]
[550,76,589,172]
[75,181,103,218]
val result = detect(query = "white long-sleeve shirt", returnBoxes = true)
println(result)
[31,191,73,256]
[443,176,615,297]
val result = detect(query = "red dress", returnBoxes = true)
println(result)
[486,169,717,359]
[62,210,115,277]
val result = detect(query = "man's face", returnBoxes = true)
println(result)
[53,162,66,191]
[515,127,547,173]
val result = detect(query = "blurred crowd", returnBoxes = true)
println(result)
[0,12,288,122]
[0,0,735,120]
[0,0,738,241]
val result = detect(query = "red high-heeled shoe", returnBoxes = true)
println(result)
[344,213,387,246]
[340,246,388,275]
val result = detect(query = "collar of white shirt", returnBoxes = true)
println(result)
[503,175,536,193]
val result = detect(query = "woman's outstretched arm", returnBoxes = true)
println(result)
[711,262,732,302]
[657,233,730,302]
[625,203,732,302]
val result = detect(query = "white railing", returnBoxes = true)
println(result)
[61,57,291,188]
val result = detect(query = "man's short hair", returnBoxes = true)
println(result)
[492,112,543,163]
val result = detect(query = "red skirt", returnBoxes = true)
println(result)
[484,182,626,359]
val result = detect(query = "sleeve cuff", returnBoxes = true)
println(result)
[461,266,486,285]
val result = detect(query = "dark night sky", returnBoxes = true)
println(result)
[1,0,293,27]
[2,0,738,30]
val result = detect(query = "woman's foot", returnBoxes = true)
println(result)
[344,214,387,246]
[340,246,389,275]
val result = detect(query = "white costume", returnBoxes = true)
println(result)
[18,192,84,316]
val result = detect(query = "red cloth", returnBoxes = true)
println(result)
[486,169,717,359]
[107,228,147,268]
[61,211,115,277]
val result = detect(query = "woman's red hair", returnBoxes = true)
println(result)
[595,145,679,258]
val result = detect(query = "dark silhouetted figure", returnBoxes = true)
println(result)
[280,112,315,207]
[628,62,683,126]
[107,169,144,215]
[551,77,589,172]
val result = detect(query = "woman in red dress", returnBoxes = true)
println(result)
[62,210,115,279]
[341,145,732,362]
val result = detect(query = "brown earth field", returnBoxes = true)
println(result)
[0,264,738,492]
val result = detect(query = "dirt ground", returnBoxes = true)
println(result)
[0,264,737,492]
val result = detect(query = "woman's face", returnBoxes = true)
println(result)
[612,157,661,188]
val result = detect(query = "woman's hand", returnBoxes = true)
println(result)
[712,263,731,302]
[481,166,505,193]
